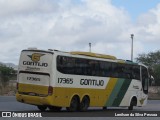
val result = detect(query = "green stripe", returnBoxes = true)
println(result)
[105,78,125,106]
[112,79,132,106]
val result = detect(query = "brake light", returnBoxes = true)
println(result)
[48,86,53,95]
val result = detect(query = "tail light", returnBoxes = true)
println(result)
[48,86,53,95]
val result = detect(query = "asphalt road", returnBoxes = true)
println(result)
[0,96,160,117]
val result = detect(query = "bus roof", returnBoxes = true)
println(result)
[70,51,117,60]
[23,48,147,68]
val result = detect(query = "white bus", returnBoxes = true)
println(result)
[16,48,149,111]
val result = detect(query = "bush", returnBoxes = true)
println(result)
[0,65,16,87]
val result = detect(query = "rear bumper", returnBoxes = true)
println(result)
[16,93,52,106]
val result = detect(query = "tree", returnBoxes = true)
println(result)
[0,65,15,87]
[136,50,160,86]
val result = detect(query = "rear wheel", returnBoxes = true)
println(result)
[66,96,79,112]
[128,97,137,110]
[37,105,47,111]
[48,106,62,112]
[79,96,90,111]
[128,103,133,110]
[103,107,107,110]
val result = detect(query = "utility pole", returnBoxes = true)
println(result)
[131,34,134,61]
[89,43,91,52]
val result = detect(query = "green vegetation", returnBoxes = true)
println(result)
[0,65,16,86]
[136,50,160,86]
[0,65,17,95]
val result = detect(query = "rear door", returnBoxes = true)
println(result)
[18,50,53,96]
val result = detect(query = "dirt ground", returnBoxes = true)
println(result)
[148,86,160,100]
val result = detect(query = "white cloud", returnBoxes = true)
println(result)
[0,0,59,17]
[0,0,160,64]
[136,3,160,42]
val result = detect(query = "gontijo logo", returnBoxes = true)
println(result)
[28,53,44,62]
[22,53,48,67]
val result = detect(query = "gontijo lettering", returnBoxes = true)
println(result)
[22,53,48,67]
[80,79,104,86]
[23,61,48,67]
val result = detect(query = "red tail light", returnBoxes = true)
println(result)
[48,86,53,95]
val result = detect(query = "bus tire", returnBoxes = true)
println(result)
[103,107,107,110]
[79,96,90,112]
[66,96,79,112]
[37,105,47,111]
[48,106,62,112]
[128,97,137,110]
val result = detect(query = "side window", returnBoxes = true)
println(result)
[75,58,82,75]
[81,59,89,75]
[99,61,112,77]
[132,65,140,80]
[112,63,118,78]
[117,63,125,78]
[141,66,149,94]
[57,56,64,73]
[123,65,132,79]
[65,57,75,74]
[57,56,75,74]
[75,58,88,75]
[88,60,99,76]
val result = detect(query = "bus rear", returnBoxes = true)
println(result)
[16,49,54,107]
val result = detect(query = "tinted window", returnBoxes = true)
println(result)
[75,58,88,75]
[57,55,141,80]
[99,61,112,77]
[132,65,140,80]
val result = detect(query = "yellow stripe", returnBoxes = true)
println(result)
[70,51,117,60]
[103,78,118,106]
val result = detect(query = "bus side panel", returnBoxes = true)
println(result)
[52,78,121,107]
[119,80,148,107]
[53,72,118,107]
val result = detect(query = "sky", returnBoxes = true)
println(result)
[0,0,160,64]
